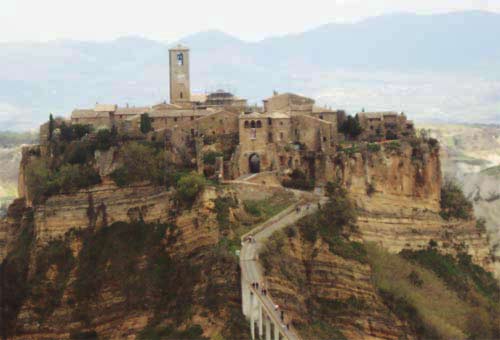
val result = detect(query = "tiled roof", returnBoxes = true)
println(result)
[94,104,117,112]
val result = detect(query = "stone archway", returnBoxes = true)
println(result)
[249,153,261,173]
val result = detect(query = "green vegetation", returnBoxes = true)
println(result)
[26,159,100,203]
[138,324,207,340]
[282,169,314,191]
[202,151,223,165]
[367,242,500,340]
[243,191,294,223]
[440,180,473,220]
[400,245,500,303]
[338,115,362,139]
[0,209,34,338]
[299,321,347,340]
[214,196,238,234]
[140,113,153,134]
[367,143,381,153]
[384,140,401,152]
[110,142,168,187]
[30,239,75,322]
[94,127,117,151]
[481,165,500,178]
[176,172,206,205]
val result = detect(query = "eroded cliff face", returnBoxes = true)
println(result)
[262,234,414,340]
[1,185,250,340]
[332,142,493,272]
[33,183,174,245]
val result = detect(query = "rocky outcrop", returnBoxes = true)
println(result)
[4,185,248,340]
[263,235,413,339]
[33,183,173,245]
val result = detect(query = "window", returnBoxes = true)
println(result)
[190,116,194,121]
[177,52,184,66]
[280,132,284,140]
[174,117,178,122]
[320,114,324,120]
[251,128,256,140]
[323,137,327,142]
[268,118,272,126]
[244,121,249,128]
[268,132,273,142]
[280,121,283,126]
[256,120,262,128]
[251,121,256,128]
[180,92,183,99]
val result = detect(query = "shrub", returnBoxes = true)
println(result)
[25,159,52,203]
[282,169,314,191]
[475,218,487,233]
[203,151,223,165]
[338,115,363,139]
[110,142,167,186]
[176,172,206,205]
[367,143,381,153]
[94,128,116,151]
[440,180,473,220]
[214,196,237,234]
[385,140,401,152]
[71,124,92,140]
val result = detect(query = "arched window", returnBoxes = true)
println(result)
[268,118,272,126]
[251,121,256,128]
[256,120,262,128]
[244,121,249,128]
[180,92,183,99]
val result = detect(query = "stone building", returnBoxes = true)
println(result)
[64,44,416,184]
[358,111,415,141]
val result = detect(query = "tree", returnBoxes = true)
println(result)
[440,180,473,220]
[339,115,363,139]
[48,114,55,141]
[140,113,153,134]
[176,172,206,204]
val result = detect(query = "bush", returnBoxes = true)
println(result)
[203,151,223,165]
[176,172,206,205]
[94,128,116,151]
[110,142,167,186]
[367,143,381,152]
[282,169,314,191]
[385,140,401,152]
[25,160,100,202]
[338,115,363,139]
[440,180,473,220]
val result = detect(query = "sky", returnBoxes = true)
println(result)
[1,0,500,43]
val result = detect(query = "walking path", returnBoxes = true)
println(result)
[240,193,326,340]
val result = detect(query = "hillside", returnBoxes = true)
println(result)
[1,11,500,130]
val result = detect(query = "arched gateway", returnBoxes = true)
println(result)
[249,153,260,173]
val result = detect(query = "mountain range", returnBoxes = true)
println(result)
[1,10,499,130]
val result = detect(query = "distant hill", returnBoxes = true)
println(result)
[1,11,500,130]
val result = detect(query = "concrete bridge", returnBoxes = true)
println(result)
[240,196,323,340]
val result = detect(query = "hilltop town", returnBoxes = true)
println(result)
[38,45,415,187]
[1,46,498,340]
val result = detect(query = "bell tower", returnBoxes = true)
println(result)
[169,45,191,104]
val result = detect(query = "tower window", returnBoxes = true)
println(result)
[256,120,262,128]
[177,53,184,66]
[244,121,249,128]
[180,92,183,99]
